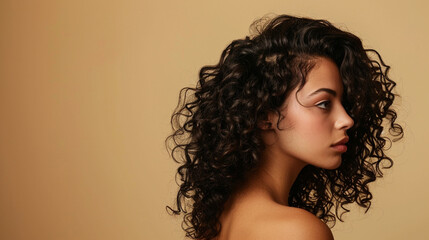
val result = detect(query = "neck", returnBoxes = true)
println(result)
[246,146,307,205]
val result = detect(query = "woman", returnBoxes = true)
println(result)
[166,14,403,240]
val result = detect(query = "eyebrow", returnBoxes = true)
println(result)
[308,88,337,97]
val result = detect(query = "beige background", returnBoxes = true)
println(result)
[0,0,428,239]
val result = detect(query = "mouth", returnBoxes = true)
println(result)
[331,136,349,153]
[331,144,347,153]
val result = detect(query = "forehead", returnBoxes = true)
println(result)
[301,57,343,94]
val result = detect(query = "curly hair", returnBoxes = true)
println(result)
[166,14,404,240]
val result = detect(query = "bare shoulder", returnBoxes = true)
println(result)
[255,206,334,240]
[218,196,334,240]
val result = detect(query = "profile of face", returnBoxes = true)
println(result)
[265,57,354,169]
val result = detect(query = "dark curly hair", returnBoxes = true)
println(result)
[166,14,403,240]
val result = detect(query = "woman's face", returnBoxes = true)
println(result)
[267,57,354,169]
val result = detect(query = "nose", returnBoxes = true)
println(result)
[335,106,354,130]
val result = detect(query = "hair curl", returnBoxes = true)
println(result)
[166,14,404,240]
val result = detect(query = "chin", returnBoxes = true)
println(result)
[323,158,342,170]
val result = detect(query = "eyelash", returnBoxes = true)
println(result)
[316,100,331,110]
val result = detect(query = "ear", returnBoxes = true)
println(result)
[257,110,281,130]
[257,113,275,130]
[258,120,273,130]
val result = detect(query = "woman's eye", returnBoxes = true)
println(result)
[316,101,331,110]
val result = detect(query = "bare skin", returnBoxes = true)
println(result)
[215,57,354,240]
[216,176,334,240]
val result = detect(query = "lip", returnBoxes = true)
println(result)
[331,137,349,153]
[332,136,349,146]
[331,144,347,153]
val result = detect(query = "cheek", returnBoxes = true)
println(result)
[286,115,332,153]
[287,107,329,136]
[301,115,329,134]
[278,100,332,148]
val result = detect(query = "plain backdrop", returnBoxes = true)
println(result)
[0,0,428,239]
